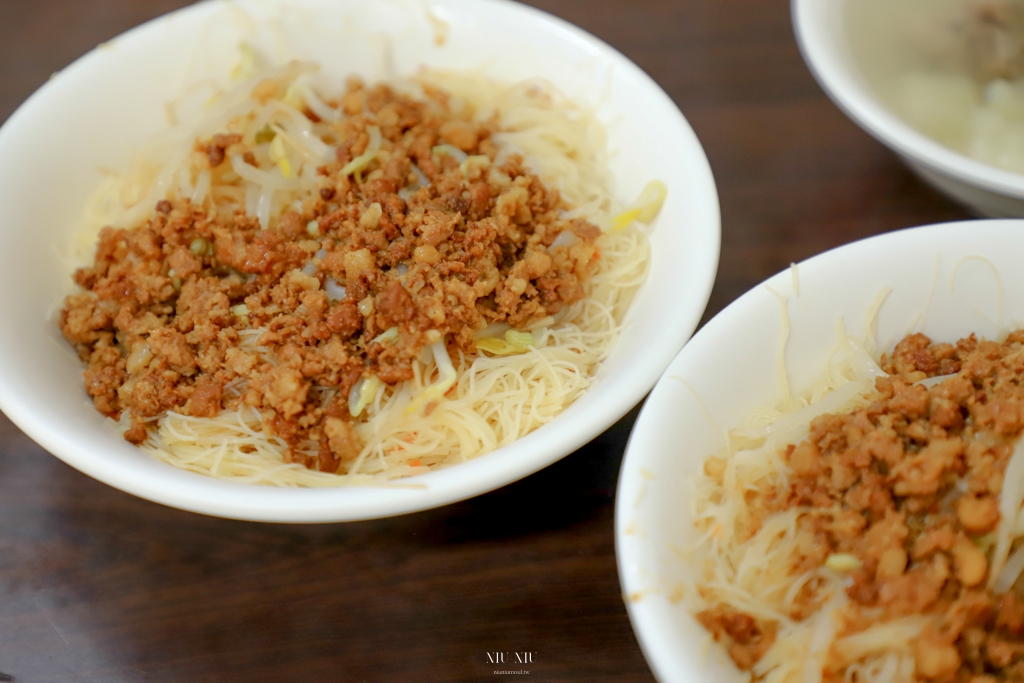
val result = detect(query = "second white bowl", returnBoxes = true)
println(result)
[617,219,1024,683]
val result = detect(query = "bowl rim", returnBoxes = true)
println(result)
[615,217,1024,683]
[791,0,1024,199]
[0,0,720,522]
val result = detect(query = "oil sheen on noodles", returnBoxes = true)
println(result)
[76,58,655,487]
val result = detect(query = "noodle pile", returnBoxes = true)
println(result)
[686,310,1024,683]
[69,50,656,486]
[685,321,883,682]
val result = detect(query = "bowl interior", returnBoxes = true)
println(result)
[617,219,1024,683]
[0,0,719,521]
[792,0,1024,201]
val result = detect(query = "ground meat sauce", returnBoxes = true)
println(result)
[60,79,601,472]
[697,331,1024,682]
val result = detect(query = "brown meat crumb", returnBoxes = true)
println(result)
[696,606,777,671]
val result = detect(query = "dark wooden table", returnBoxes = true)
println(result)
[0,1,970,681]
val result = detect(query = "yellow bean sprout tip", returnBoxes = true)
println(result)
[405,375,456,415]
[349,376,383,417]
[505,330,535,347]
[825,553,862,572]
[476,330,535,356]
[611,208,641,231]
[269,136,292,178]
[634,179,668,223]
[231,42,257,82]
[612,180,668,230]
[341,151,375,177]
[284,83,305,109]
[269,136,284,157]
[475,338,510,355]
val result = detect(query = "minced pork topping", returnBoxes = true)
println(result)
[698,331,1024,682]
[60,79,602,472]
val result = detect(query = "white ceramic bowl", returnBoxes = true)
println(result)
[617,219,1024,683]
[0,0,719,522]
[793,0,1024,217]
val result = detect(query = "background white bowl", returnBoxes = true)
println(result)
[0,0,719,522]
[617,219,1024,683]
[793,0,1024,217]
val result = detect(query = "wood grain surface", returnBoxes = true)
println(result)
[0,0,970,681]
